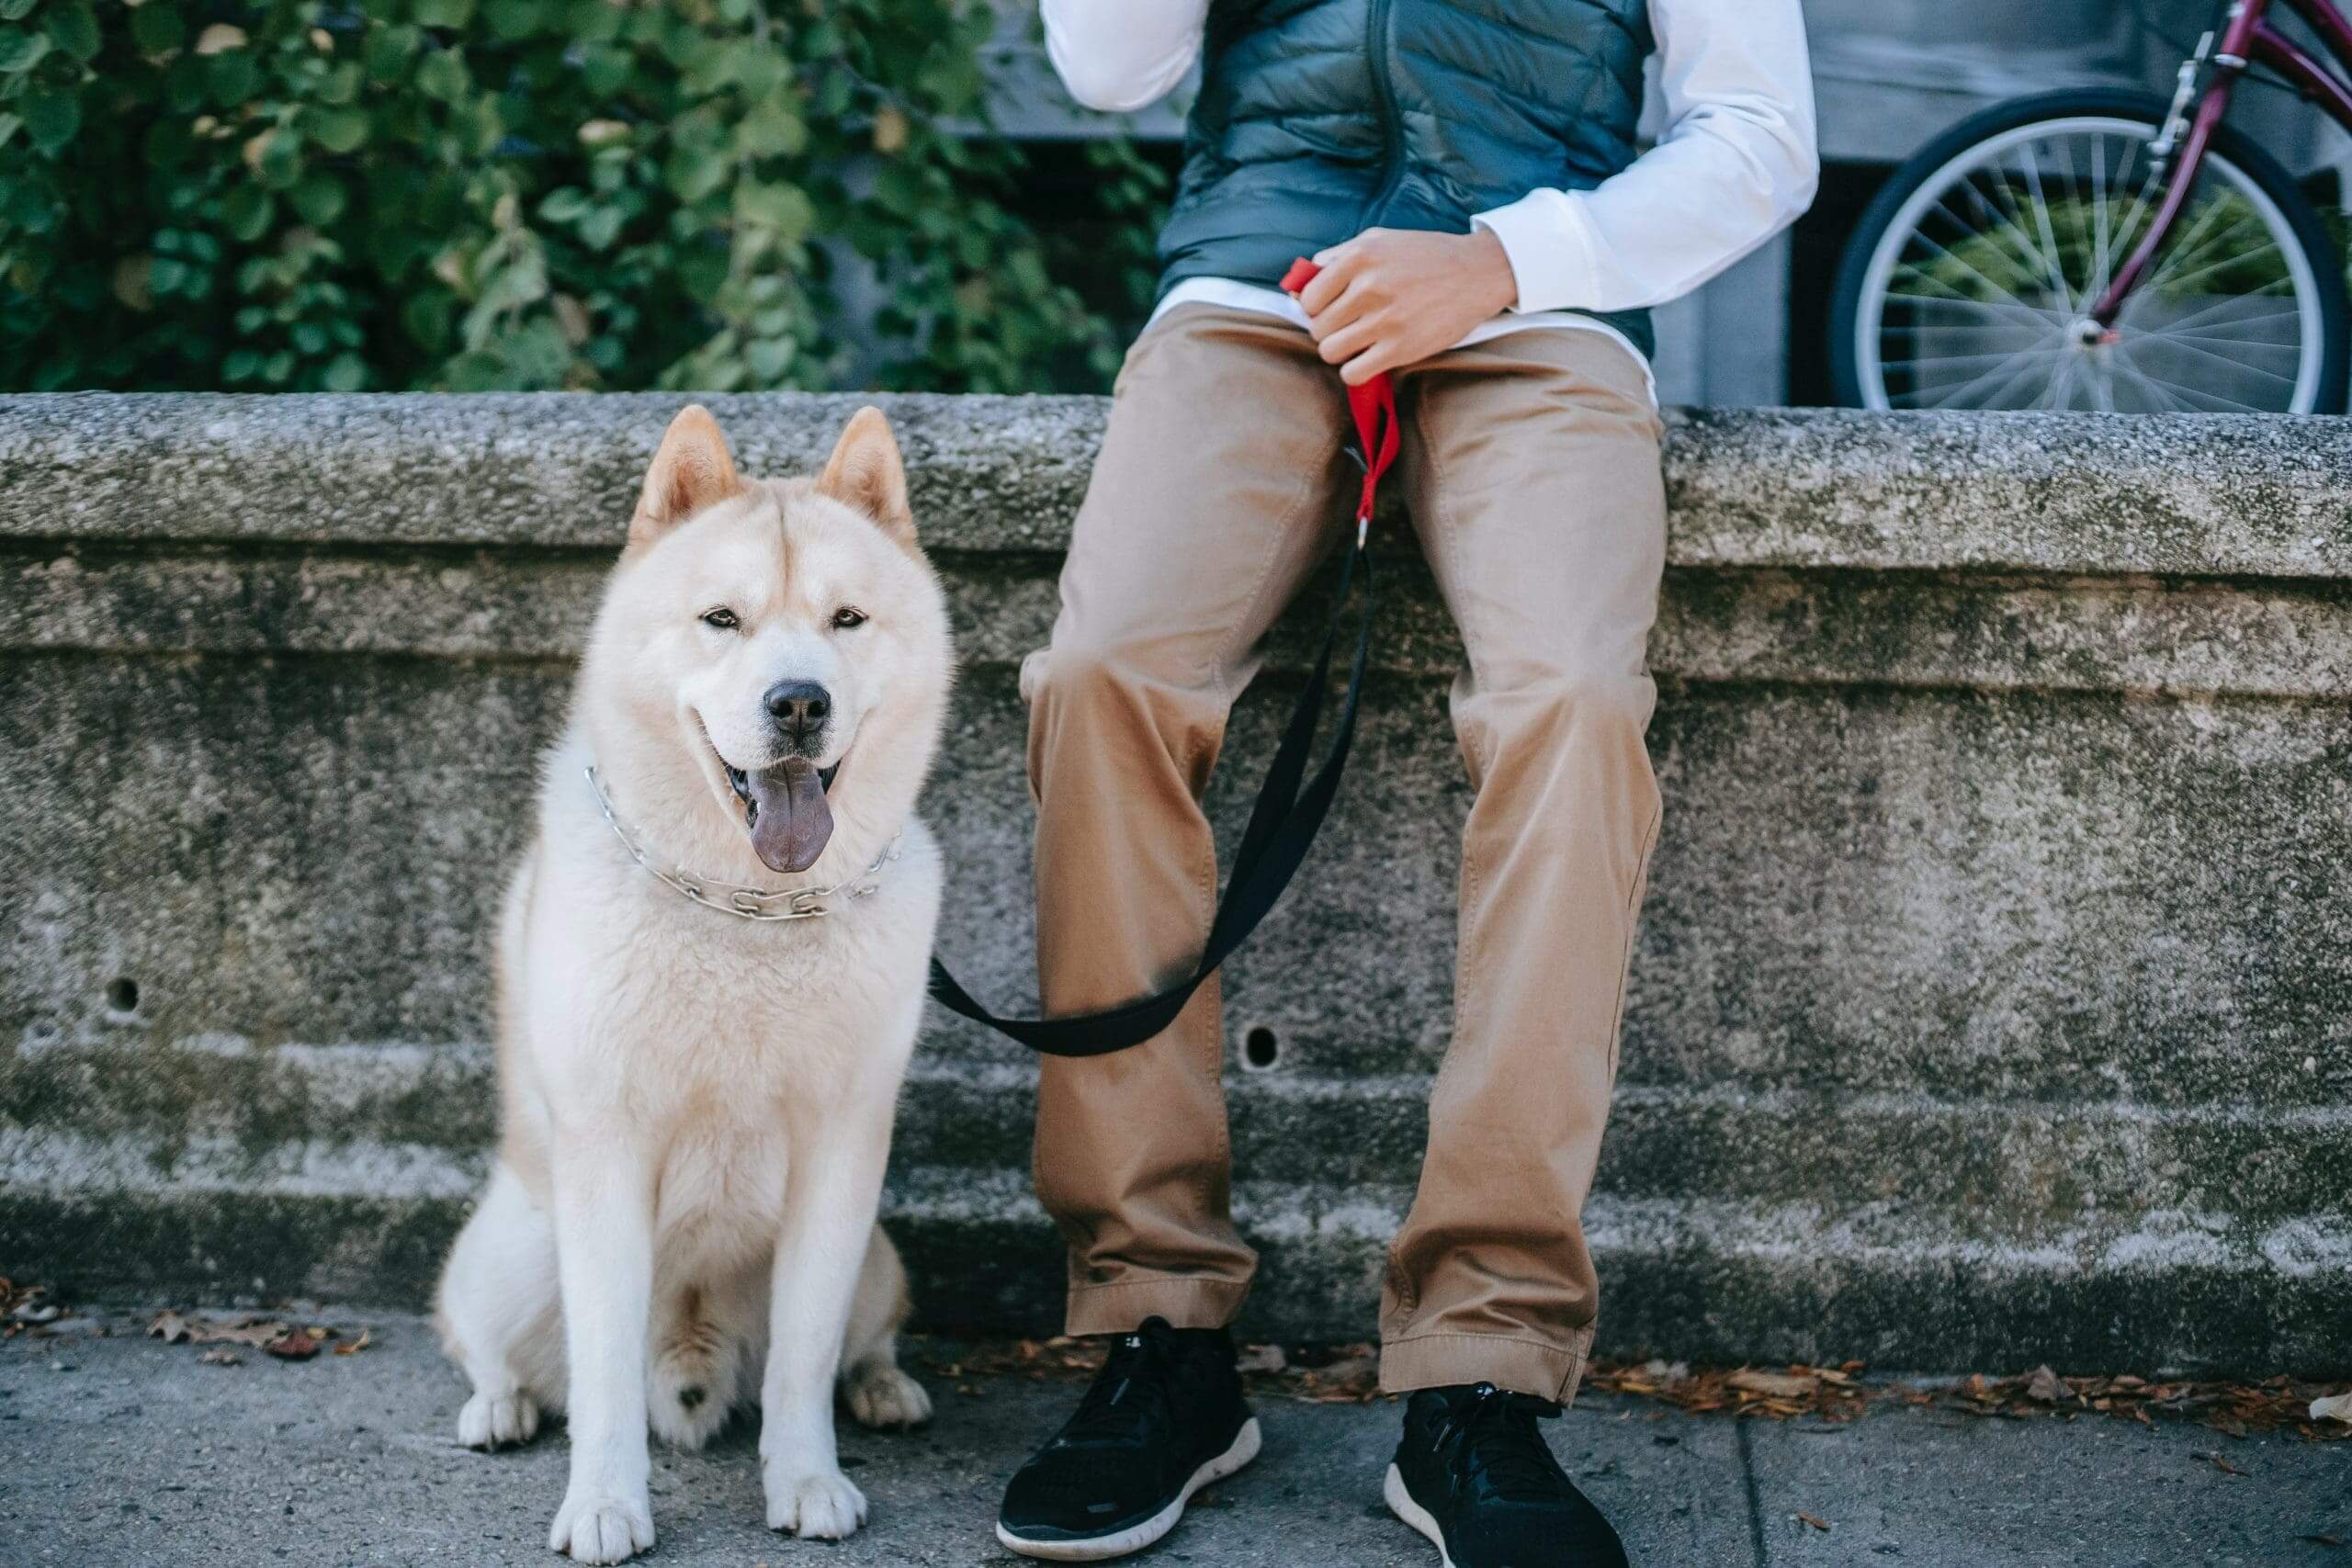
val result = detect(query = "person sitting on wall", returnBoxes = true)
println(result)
[995,3,1819,1565]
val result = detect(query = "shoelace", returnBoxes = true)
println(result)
[1056,1325,1179,1447]
[1441,1383,1570,1503]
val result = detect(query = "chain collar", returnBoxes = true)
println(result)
[584,764,899,922]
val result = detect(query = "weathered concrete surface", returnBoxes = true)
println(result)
[3,1314,2345,1568]
[3,393,2349,1372]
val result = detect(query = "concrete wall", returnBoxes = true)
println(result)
[3,392,2347,1374]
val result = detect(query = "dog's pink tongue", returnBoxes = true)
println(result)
[748,757,833,873]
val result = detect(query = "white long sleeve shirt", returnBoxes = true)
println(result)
[1041,0,1819,393]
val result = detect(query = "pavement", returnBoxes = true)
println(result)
[0,1313,2343,1567]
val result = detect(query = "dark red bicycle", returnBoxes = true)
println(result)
[1833,0,2352,414]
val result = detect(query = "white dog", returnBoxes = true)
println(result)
[435,403,951,1562]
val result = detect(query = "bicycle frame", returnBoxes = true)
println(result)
[2091,0,2352,324]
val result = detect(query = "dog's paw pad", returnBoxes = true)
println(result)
[457,1390,540,1450]
[844,1364,933,1430]
[765,1466,868,1540]
[548,1488,654,1563]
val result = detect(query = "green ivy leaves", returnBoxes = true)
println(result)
[0,0,1156,395]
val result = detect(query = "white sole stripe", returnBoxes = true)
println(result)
[1384,1462,1457,1568]
[997,1416,1264,1562]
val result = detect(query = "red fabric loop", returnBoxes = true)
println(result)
[1282,257,1399,522]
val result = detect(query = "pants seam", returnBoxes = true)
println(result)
[1605,794,1662,1083]
[1186,390,1339,1240]
[1385,379,1484,1335]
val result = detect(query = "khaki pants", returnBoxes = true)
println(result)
[1019,304,1666,1404]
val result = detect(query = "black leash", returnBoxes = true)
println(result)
[924,535,1376,1056]
[927,262,1396,1058]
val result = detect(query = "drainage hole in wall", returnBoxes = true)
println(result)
[105,977,141,1016]
[1241,1025,1281,1071]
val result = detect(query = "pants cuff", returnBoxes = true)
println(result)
[1064,1275,1250,1336]
[1379,1328,1595,1405]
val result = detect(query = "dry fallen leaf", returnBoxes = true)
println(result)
[1236,1344,1288,1375]
[1796,1512,1832,1532]
[334,1328,373,1357]
[2195,1450,2249,1477]
[263,1328,322,1361]
[148,1310,195,1344]
[2311,1393,2352,1424]
[199,1348,241,1367]
[1728,1368,1820,1401]
[2298,1534,2343,1548]
[2025,1365,2068,1404]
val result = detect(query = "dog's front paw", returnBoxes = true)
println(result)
[457,1389,541,1450]
[842,1363,933,1430]
[548,1486,654,1563]
[764,1463,868,1540]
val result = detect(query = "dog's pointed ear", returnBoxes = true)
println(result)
[631,404,747,547]
[815,405,915,550]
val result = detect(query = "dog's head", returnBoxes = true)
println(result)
[584,403,952,874]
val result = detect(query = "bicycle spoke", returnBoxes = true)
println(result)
[2038,352,2081,409]
[1888,346,2069,370]
[1895,229,2068,319]
[2126,377,2268,414]
[2135,290,2302,339]
[2123,328,2301,387]
[1975,345,2069,410]
[1906,340,2067,409]
[2086,135,2113,304]
[2107,355,2189,412]
[1917,182,2041,300]
[2153,328,2304,354]
[2086,361,2118,412]
[2137,194,2246,295]
[1950,170,2063,298]
[2139,233,2286,299]
[2015,142,2079,310]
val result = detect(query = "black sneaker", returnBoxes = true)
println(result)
[1385,1382,1628,1568]
[996,1317,1261,1561]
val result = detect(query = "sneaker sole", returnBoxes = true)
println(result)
[996,1416,1263,1562]
[1383,1462,1457,1568]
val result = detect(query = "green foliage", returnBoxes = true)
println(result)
[0,0,1167,392]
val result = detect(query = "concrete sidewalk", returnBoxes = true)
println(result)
[0,1313,2340,1567]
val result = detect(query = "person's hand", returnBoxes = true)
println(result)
[1293,227,1520,385]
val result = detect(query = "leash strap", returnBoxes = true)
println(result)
[925,260,1395,1057]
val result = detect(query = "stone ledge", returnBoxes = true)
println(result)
[6,393,2351,579]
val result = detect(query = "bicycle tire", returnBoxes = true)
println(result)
[1829,88,2350,414]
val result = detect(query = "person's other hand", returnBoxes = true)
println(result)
[1294,227,1520,385]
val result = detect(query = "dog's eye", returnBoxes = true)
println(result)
[700,607,741,631]
[832,606,867,630]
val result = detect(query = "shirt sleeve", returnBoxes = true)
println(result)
[1471,0,1821,315]
[1039,0,1209,113]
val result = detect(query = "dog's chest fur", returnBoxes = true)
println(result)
[501,746,942,1255]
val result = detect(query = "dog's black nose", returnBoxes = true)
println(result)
[763,680,831,740]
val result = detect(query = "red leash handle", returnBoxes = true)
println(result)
[1281,257,1398,531]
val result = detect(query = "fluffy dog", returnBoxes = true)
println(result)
[435,403,950,1562]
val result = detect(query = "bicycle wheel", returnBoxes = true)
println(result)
[1832,89,2349,414]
